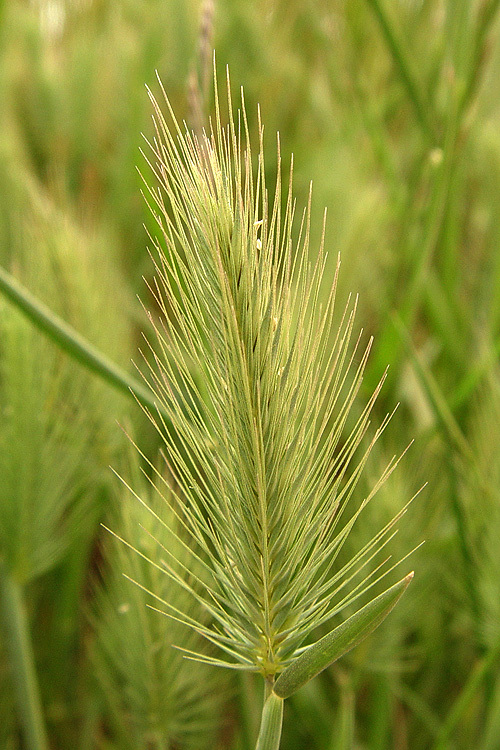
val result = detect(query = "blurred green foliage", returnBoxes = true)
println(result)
[1,0,500,748]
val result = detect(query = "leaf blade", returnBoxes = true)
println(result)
[273,572,414,699]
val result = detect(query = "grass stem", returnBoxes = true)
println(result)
[0,264,166,420]
[255,692,284,750]
[432,643,500,750]
[0,567,48,750]
[462,0,500,113]
[364,0,435,141]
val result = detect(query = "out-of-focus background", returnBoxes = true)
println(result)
[1,1,500,748]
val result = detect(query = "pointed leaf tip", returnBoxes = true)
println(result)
[273,573,414,699]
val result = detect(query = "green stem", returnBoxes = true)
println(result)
[450,335,500,409]
[238,672,262,750]
[364,0,435,141]
[446,451,484,653]
[461,0,500,113]
[392,314,471,462]
[0,567,48,750]
[368,674,391,750]
[328,669,355,750]
[368,78,460,390]
[432,643,500,750]
[255,691,284,750]
[0,264,163,418]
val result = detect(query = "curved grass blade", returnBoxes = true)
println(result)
[0,264,163,418]
[273,572,414,699]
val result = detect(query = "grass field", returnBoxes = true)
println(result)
[1,1,500,748]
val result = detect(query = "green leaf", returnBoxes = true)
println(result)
[255,691,284,750]
[273,572,414,699]
[0,264,161,418]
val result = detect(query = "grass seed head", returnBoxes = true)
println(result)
[134,67,412,682]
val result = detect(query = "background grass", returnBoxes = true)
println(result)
[1,0,500,748]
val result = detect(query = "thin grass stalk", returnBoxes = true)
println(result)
[461,0,500,114]
[451,336,500,410]
[395,683,441,738]
[328,670,355,750]
[0,264,165,420]
[188,0,215,139]
[364,0,435,141]
[367,674,392,750]
[393,314,471,462]
[395,312,497,506]
[394,315,487,639]
[432,642,500,750]
[369,77,460,388]
[0,566,48,750]
[446,451,482,639]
